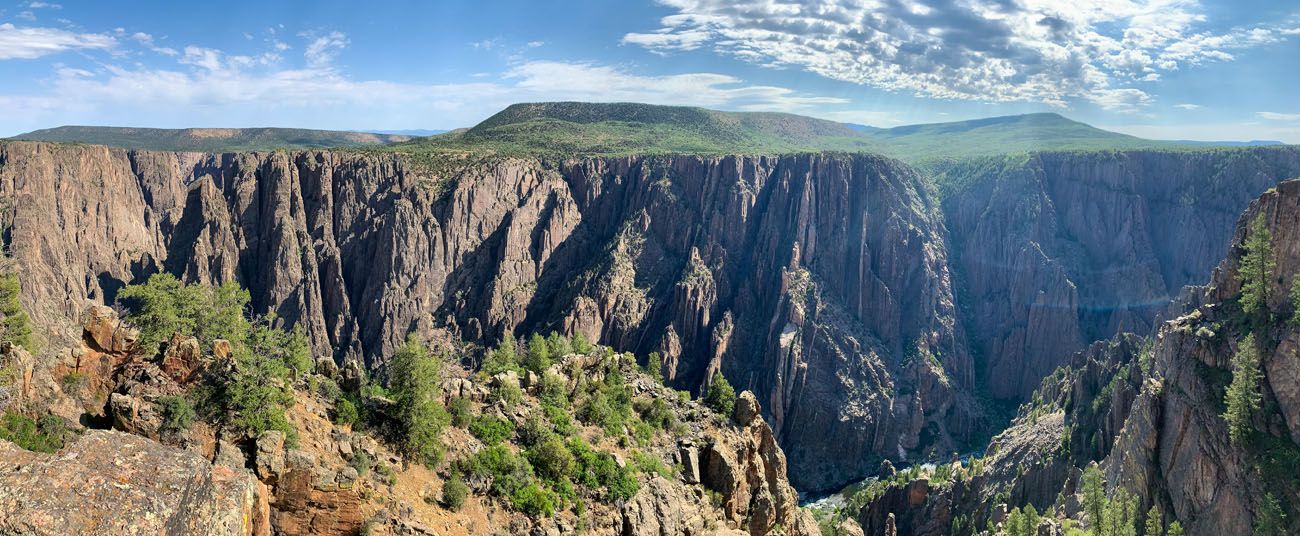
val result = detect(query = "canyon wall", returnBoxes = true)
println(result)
[4,141,1299,492]
[0,142,976,492]
[852,179,1300,535]
[938,148,1300,399]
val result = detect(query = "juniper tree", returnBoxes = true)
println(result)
[389,335,449,466]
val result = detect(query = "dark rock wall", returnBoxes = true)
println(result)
[939,148,1300,399]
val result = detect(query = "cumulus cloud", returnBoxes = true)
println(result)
[0,23,115,59]
[623,0,1299,110]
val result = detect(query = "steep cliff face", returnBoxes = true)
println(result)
[849,179,1300,535]
[938,148,1300,399]
[0,141,976,492]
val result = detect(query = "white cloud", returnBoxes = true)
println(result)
[27,2,62,9]
[303,31,347,67]
[526,41,544,48]
[623,0,1299,110]
[1257,112,1300,121]
[0,23,115,59]
[1174,103,1202,110]
[0,47,865,134]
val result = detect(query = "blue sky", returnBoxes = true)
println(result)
[1,0,1298,141]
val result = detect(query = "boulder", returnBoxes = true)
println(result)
[0,430,260,535]
[81,304,138,355]
[160,334,205,384]
[255,431,287,482]
[734,390,760,426]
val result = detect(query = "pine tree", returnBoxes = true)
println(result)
[1166,521,1184,536]
[1289,276,1300,327]
[524,333,551,373]
[1224,333,1263,445]
[1254,492,1286,536]
[1240,213,1276,321]
[1083,465,1107,534]
[1143,505,1162,536]
[0,272,33,350]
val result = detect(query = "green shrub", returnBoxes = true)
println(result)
[526,436,574,482]
[704,372,736,417]
[491,381,524,408]
[579,390,614,427]
[1290,277,1300,327]
[572,332,593,354]
[350,451,375,476]
[460,444,534,497]
[60,372,86,395]
[376,461,397,486]
[544,405,575,436]
[333,396,361,427]
[442,471,469,511]
[639,397,675,430]
[545,331,572,359]
[1254,493,1286,536]
[511,482,557,518]
[568,437,638,501]
[118,274,250,357]
[470,415,515,446]
[0,412,65,453]
[630,451,672,478]
[517,415,554,447]
[525,333,552,374]
[158,395,195,436]
[481,337,521,376]
[448,396,473,428]
[539,372,569,409]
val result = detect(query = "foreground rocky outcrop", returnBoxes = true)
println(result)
[0,301,818,535]
[0,429,264,535]
[0,141,978,491]
[843,179,1300,535]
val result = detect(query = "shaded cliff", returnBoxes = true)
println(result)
[0,141,977,492]
[845,179,1300,535]
[936,148,1300,400]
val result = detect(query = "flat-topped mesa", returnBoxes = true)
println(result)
[0,141,977,492]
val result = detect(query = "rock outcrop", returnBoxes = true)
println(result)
[0,429,265,535]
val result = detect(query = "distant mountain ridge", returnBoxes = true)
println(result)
[386,102,1286,163]
[10,125,412,152]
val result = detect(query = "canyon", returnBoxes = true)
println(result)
[4,139,1299,500]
